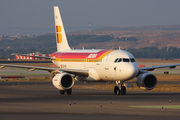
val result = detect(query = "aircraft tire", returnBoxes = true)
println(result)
[114,86,120,95]
[66,88,72,95]
[121,86,126,95]
[60,90,65,95]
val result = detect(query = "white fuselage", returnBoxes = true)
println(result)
[51,49,139,82]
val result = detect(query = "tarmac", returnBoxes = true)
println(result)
[1,61,180,119]
[0,82,180,120]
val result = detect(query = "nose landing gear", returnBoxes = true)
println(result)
[114,81,126,95]
[114,86,120,95]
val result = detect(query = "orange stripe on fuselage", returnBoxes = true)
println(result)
[51,50,115,62]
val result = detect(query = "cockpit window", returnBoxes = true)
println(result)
[114,58,119,63]
[114,58,122,63]
[123,58,130,62]
[118,58,122,62]
[114,58,135,63]
[130,58,136,62]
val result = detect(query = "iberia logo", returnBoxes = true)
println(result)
[56,26,62,43]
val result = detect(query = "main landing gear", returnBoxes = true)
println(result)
[60,88,72,95]
[114,81,126,95]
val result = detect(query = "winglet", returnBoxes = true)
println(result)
[54,6,71,51]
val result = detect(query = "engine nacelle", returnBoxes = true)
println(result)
[52,73,74,90]
[136,73,157,90]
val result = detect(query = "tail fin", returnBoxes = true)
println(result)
[54,6,71,51]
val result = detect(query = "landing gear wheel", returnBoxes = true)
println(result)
[66,88,72,95]
[114,86,120,95]
[120,86,126,95]
[60,90,65,95]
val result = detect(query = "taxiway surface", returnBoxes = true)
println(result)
[0,82,180,120]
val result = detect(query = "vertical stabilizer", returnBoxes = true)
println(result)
[54,6,71,51]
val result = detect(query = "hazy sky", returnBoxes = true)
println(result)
[1,0,180,35]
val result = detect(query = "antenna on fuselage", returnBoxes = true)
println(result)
[119,46,121,50]
[82,46,84,50]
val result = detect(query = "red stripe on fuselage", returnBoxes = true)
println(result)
[51,50,110,59]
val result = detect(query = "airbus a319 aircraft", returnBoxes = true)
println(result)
[1,6,180,95]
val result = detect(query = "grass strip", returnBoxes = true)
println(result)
[129,105,180,109]
[0,72,49,75]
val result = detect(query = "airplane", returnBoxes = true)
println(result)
[1,6,180,95]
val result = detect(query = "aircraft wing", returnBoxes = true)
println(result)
[139,64,180,71]
[0,64,89,77]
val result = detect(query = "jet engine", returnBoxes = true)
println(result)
[52,73,74,90]
[136,73,157,90]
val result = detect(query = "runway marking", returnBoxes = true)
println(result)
[129,105,180,109]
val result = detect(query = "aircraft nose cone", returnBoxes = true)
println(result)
[125,63,138,79]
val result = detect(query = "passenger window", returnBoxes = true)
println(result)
[123,58,130,62]
[118,58,122,62]
[114,58,118,63]
[130,58,136,62]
